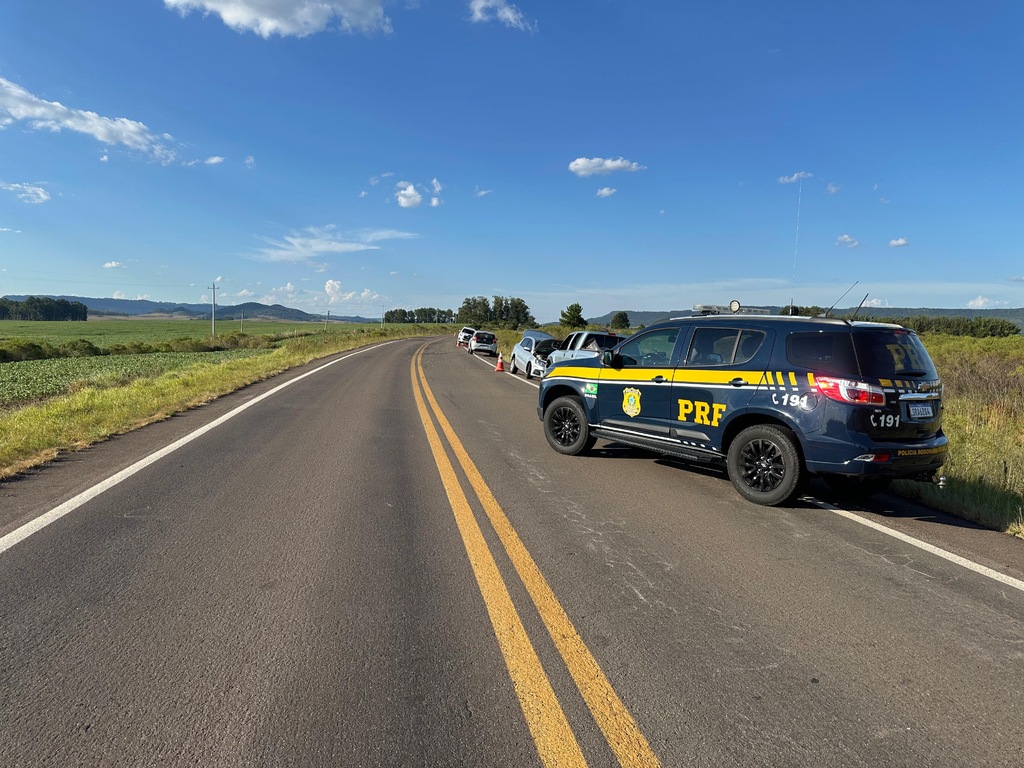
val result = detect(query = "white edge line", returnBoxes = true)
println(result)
[467,349,540,388]
[0,342,397,556]
[811,499,1024,594]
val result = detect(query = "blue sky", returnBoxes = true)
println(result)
[1,1,1022,322]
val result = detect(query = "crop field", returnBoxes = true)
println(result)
[0,318,319,346]
[0,349,268,408]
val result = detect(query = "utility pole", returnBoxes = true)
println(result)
[324,309,330,331]
[208,283,218,339]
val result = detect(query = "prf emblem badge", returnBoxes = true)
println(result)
[622,387,642,417]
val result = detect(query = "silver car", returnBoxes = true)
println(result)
[510,330,559,379]
[468,330,498,356]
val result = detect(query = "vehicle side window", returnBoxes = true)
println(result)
[564,333,578,350]
[786,332,857,375]
[523,338,533,352]
[734,330,766,364]
[686,328,739,366]
[615,328,679,367]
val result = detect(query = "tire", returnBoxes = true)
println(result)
[726,424,803,506]
[510,356,519,374]
[824,476,891,500]
[468,347,474,354]
[525,363,533,380]
[543,396,596,455]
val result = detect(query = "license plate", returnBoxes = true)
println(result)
[908,402,934,419]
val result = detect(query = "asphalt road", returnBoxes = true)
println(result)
[2,337,1023,767]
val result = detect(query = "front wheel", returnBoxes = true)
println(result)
[525,364,533,379]
[726,425,803,506]
[543,396,596,455]
[509,356,519,374]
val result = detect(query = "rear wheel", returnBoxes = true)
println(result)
[727,425,803,506]
[543,396,596,455]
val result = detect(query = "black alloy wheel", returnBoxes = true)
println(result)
[543,396,596,455]
[727,424,802,506]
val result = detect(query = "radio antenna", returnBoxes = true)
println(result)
[849,293,870,321]
[825,280,858,318]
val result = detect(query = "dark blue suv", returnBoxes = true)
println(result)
[538,315,947,506]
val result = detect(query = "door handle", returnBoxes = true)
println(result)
[729,377,748,387]
[651,375,668,383]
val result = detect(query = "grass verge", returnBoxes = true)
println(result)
[0,325,447,479]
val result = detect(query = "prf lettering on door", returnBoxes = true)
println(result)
[677,399,727,427]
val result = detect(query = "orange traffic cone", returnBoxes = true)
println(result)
[494,353,505,372]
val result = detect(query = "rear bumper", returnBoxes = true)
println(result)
[803,432,948,478]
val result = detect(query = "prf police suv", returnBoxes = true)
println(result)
[538,314,947,506]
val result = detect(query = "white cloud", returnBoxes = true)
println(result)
[253,225,416,267]
[325,278,345,303]
[1012,276,1024,283]
[475,187,492,197]
[164,0,393,38]
[836,234,858,248]
[827,182,839,194]
[863,298,889,308]
[889,237,909,247]
[469,0,536,31]
[99,154,109,163]
[205,156,225,165]
[431,177,443,194]
[359,190,368,198]
[879,197,891,204]
[596,187,616,198]
[431,197,441,207]
[103,261,124,269]
[395,181,422,208]
[255,224,380,265]
[569,157,646,177]
[0,181,50,204]
[236,288,255,297]
[778,171,813,184]
[967,295,1006,309]
[112,290,127,299]
[0,76,176,163]
[244,155,255,168]
[1,227,21,233]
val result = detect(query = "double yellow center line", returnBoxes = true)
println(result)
[411,346,660,767]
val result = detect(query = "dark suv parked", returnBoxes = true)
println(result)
[538,314,947,505]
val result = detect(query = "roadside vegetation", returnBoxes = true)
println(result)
[0,321,449,479]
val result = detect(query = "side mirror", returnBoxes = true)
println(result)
[601,350,618,367]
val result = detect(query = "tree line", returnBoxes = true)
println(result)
[0,296,88,321]
[780,306,1020,338]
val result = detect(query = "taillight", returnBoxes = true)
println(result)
[814,376,885,406]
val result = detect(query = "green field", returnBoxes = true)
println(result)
[0,317,319,345]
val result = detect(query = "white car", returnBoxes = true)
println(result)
[456,326,475,347]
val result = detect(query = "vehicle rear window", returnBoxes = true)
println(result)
[852,330,938,379]
[786,332,858,376]
[476,333,495,342]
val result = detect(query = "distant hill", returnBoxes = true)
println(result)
[2,295,377,324]
[588,306,1024,331]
